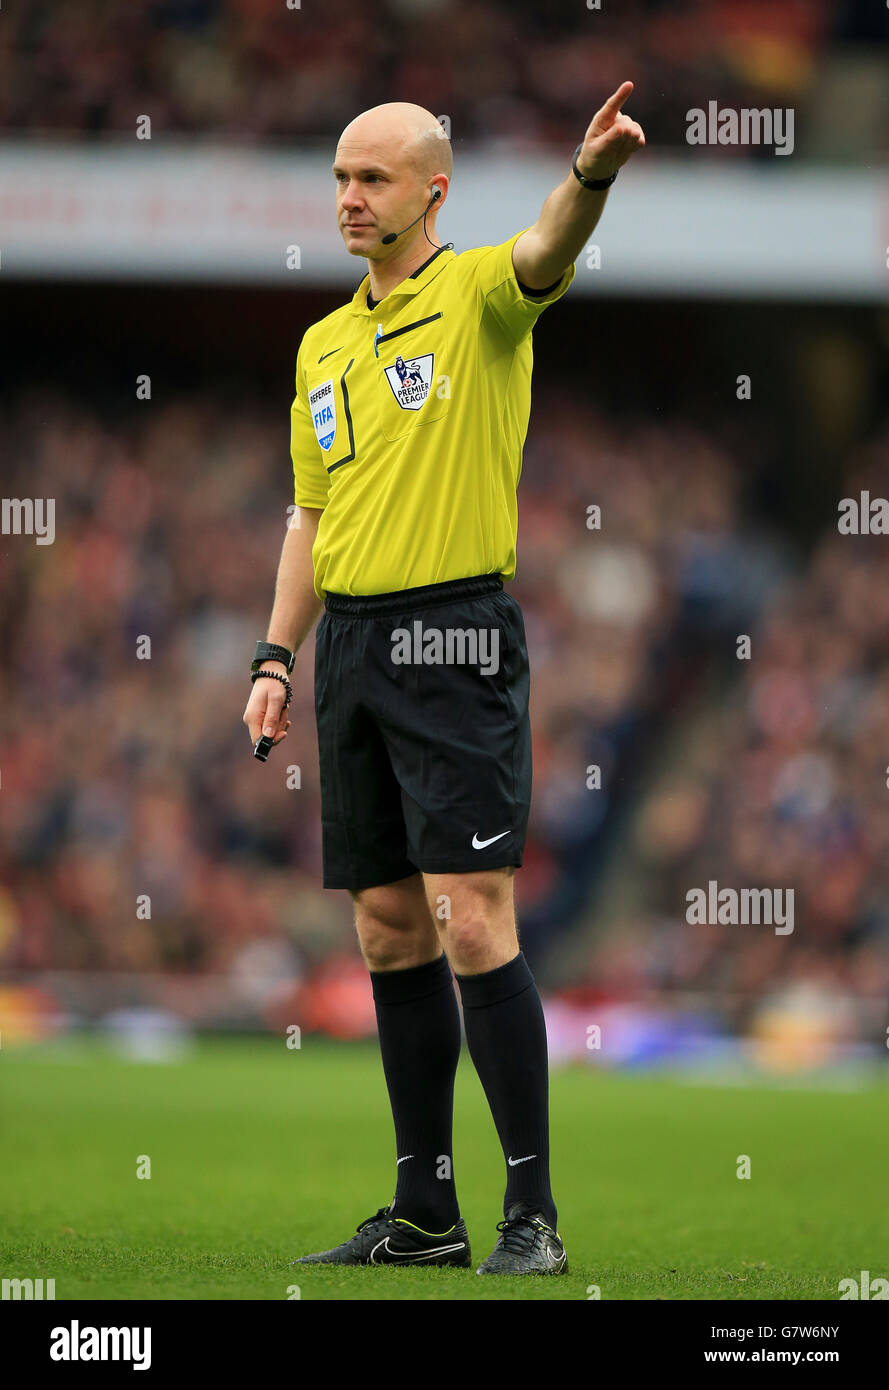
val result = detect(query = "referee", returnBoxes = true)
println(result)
[244,88,644,1275]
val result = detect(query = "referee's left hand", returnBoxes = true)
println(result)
[576,81,645,181]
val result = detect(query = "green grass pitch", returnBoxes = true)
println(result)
[1,1038,886,1300]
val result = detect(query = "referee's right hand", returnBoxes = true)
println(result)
[243,663,292,748]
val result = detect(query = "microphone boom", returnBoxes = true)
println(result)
[381,188,442,245]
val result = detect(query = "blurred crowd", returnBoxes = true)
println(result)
[576,417,889,1056]
[2,0,887,159]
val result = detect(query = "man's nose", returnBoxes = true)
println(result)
[341,182,364,209]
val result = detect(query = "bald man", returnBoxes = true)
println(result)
[244,89,644,1275]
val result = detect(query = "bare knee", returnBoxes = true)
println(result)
[352,874,439,971]
[426,869,518,975]
[442,911,496,973]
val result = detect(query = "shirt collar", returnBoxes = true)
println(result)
[350,243,455,316]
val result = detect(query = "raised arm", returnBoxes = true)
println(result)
[512,81,645,291]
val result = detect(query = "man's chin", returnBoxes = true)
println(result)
[341,227,379,256]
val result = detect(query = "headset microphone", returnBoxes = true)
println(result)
[381,187,442,245]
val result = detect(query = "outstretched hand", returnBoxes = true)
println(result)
[576,81,645,181]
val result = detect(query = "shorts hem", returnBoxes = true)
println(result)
[322,862,419,892]
[411,853,524,875]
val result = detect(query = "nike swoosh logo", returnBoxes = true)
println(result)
[318,347,343,362]
[396,1155,414,1165]
[370,1236,467,1264]
[545,1245,567,1269]
[472,830,510,849]
[507,1154,537,1166]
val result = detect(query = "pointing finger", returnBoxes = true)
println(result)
[598,80,634,123]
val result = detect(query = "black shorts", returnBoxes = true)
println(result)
[314,573,532,892]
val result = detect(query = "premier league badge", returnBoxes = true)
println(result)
[384,354,434,411]
[309,378,337,451]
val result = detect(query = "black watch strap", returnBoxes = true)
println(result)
[572,145,618,191]
[252,640,295,674]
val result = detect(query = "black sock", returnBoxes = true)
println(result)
[455,952,557,1230]
[369,952,461,1233]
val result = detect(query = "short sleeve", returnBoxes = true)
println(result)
[290,340,330,509]
[471,228,575,345]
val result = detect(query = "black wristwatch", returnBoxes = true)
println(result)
[572,145,618,191]
[251,640,295,674]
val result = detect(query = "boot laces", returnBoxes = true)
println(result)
[356,1206,391,1234]
[495,1213,541,1255]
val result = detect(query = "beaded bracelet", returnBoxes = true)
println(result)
[250,667,293,707]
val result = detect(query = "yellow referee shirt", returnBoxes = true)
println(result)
[290,227,574,597]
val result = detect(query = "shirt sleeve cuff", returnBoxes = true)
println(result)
[516,276,563,298]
